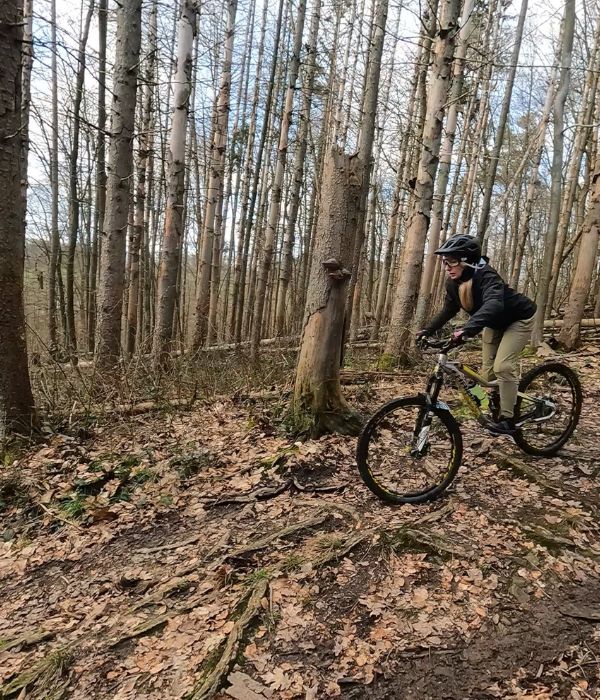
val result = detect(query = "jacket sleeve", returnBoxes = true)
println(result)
[463,269,505,336]
[424,287,460,334]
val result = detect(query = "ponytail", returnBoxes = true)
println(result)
[459,279,474,312]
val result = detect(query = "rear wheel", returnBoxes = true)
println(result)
[514,362,582,457]
[356,395,463,504]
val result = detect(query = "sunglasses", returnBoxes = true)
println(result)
[441,257,461,268]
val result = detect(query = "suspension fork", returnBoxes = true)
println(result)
[412,370,444,455]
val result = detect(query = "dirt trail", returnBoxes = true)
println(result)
[1,350,600,699]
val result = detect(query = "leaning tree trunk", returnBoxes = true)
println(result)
[531,0,575,346]
[152,0,197,366]
[558,162,600,349]
[385,0,461,360]
[292,149,364,436]
[0,0,37,435]
[96,0,142,369]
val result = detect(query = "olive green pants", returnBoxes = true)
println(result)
[481,315,535,418]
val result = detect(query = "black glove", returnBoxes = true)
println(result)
[415,330,430,346]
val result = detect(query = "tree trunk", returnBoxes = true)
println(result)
[558,164,600,349]
[66,0,94,361]
[385,0,461,359]
[88,0,107,353]
[477,0,528,243]
[48,0,60,355]
[96,0,143,369]
[228,0,269,341]
[152,0,197,365]
[344,0,388,335]
[531,0,576,346]
[547,14,600,313]
[250,0,307,359]
[274,0,321,337]
[292,149,363,436]
[0,0,36,435]
[192,0,237,351]
[412,0,476,333]
[127,0,158,357]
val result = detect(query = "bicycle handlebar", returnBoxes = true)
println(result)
[419,336,469,352]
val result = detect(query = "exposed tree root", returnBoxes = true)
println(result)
[207,480,292,507]
[520,523,600,559]
[388,526,469,558]
[0,628,55,653]
[188,578,269,700]
[498,454,599,514]
[224,514,329,561]
[313,530,373,568]
[131,515,328,612]
[0,646,72,698]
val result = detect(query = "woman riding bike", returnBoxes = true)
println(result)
[416,234,537,435]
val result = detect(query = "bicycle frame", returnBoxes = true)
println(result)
[425,350,555,429]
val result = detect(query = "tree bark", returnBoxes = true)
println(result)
[292,149,363,436]
[0,0,36,435]
[96,0,143,369]
[385,0,461,359]
[152,0,197,365]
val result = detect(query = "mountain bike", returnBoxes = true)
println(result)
[356,336,582,504]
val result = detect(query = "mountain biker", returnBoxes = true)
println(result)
[416,234,537,435]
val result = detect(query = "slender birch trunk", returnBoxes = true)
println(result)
[127,0,158,357]
[250,0,308,357]
[152,0,197,365]
[192,0,237,351]
[274,0,322,336]
[385,0,461,359]
[65,0,94,361]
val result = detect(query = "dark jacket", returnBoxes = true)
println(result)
[424,263,536,337]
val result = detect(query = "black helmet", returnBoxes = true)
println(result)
[434,235,481,263]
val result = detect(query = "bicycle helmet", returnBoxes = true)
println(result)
[434,235,481,263]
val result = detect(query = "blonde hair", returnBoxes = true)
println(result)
[459,279,474,312]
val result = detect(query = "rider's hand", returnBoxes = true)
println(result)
[415,330,430,346]
[451,329,466,345]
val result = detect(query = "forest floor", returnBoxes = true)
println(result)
[2,345,600,700]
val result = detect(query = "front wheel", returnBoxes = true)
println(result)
[514,362,582,457]
[356,395,463,504]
